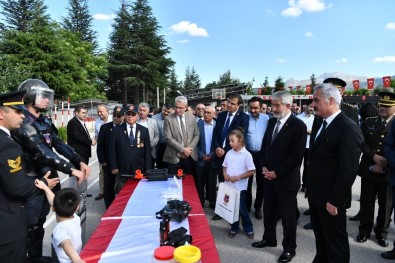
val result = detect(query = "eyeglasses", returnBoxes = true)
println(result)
[125,112,137,116]
[113,114,123,118]
[204,111,213,114]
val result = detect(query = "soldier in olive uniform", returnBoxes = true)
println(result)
[0,91,58,262]
[356,91,395,248]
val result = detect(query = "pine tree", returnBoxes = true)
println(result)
[0,0,50,32]
[106,0,174,105]
[167,67,183,100]
[183,67,193,91]
[189,67,201,90]
[310,73,317,87]
[62,0,98,50]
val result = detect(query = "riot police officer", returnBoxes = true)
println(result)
[11,79,90,262]
[0,90,59,263]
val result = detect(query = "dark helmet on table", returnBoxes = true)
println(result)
[18,79,54,111]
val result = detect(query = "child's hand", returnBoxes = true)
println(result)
[35,179,46,189]
[229,176,239,183]
[223,173,229,182]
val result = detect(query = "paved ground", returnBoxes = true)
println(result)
[42,146,395,262]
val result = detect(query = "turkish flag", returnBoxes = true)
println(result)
[306,85,311,95]
[352,80,360,90]
[288,86,293,91]
[257,88,262,95]
[367,78,374,90]
[296,86,301,91]
[383,76,391,88]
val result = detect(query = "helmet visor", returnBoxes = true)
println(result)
[35,89,54,109]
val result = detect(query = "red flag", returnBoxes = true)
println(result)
[288,86,292,91]
[257,88,262,95]
[383,76,391,88]
[306,85,311,95]
[352,80,360,90]
[367,78,374,90]
[296,86,301,91]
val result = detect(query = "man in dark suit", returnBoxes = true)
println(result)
[306,83,363,262]
[211,93,249,220]
[97,106,125,208]
[212,94,249,182]
[0,90,57,262]
[196,106,216,208]
[67,106,96,164]
[109,108,151,190]
[251,91,306,263]
[356,91,395,248]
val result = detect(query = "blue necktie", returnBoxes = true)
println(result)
[221,113,232,145]
[129,126,134,145]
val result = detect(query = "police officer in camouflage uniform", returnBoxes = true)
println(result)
[12,79,89,263]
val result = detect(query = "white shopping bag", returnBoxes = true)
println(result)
[214,182,240,224]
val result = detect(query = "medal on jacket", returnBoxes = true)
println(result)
[136,131,141,148]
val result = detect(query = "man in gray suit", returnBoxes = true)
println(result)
[137,102,159,169]
[163,96,200,174]
[196,106,217,208]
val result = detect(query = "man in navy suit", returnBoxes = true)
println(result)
[97,106,125,208]
[307,83,363,262]
[196,106,216,208]
[67,106,96,164]
[211,93,249,220]
[109,108,151,190]
[212,94,249,182]
[252,91,306,263]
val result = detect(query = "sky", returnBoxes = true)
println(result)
[45,0,395,87]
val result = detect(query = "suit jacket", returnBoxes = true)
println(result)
[137,118,159,159]
[260,114,307,191]
[307,112,363,209]
[0,130,43,245]
[67,116,92,162]
[109,122,152,174]
[97,121,116,165]
[197,119,216,167]
[163,112,200,164]
[384,120,395,187]
[359,116,393,183]
[212,109,249,153]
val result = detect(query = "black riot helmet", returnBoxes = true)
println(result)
[18,79,54,111]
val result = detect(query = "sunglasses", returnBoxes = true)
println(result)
[113,114,123,118]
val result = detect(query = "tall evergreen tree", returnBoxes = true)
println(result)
[183,66,193,91]
[189,67,201,90]
[62,0,98,50]
[310,73,317,87]
[106,0,174,105]
[167,67,182,100]
[0,0,50,32]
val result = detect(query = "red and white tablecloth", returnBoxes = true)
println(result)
[80,176,220,263]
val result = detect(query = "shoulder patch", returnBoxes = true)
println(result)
[8,156,22,173]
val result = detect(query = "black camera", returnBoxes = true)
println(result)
[156,200,192,223]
